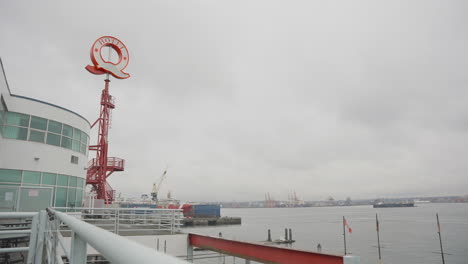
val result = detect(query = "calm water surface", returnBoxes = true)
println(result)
[185,203,468,264]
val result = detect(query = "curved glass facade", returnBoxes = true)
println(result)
[0,110,89,155]
[0,169,85,208]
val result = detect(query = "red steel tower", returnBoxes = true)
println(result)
[85,36,131,204]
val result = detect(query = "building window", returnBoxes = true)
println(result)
[30,116,48,130]
[22,171,41,185]
[57,174,69,186]
[42,173,57,185]
[47,120,62,134]
[62,124,73,137]
[71,156,79,164]
[0,110,89,154]
[61,136,72,149]
[5,112,30,127]
[29,130,45,143]
[0,169,22,183]
[3,126,28,140]
[46,133,61,146]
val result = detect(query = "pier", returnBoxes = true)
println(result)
[183,216,242,226]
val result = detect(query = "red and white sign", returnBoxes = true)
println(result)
[28,189,39,197]
[85,36,130,79]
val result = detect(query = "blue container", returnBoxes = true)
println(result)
[190,204,221,218]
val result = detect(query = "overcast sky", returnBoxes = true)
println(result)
[1,1,467,201]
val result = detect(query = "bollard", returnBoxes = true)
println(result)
[219,232,223,238]
[289,229,292,241]
[157,238,159,251]
[164,240,167,253]
[285,228,288,241]
[267,229,271,242]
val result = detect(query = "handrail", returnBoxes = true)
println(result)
[0,212,36,218]
[48,208,187,264]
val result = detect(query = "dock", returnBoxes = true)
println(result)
[183,216,241,226]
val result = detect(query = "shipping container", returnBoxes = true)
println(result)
[186,204,220,218]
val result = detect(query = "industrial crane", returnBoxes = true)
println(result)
[151,168,168,202]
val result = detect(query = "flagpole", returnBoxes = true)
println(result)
[343,216,347,255]
[436,213,445,264]
[376,213,382,263]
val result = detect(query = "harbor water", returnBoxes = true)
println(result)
[185,203,468,264]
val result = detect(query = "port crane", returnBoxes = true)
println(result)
[151,168,168,202]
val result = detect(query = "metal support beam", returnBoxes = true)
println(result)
[187,236,194,263]
[189,234,347,264]
[71,232,87,264]
[34,211,47,264]
[0,212,36,218]
[0,247,29,253]
[27,213,39,264]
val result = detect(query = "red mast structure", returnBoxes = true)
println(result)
[85,36,131,204]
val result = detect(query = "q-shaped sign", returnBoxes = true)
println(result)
[85,36,130,79]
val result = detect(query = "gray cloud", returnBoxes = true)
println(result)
[1,0,468,201]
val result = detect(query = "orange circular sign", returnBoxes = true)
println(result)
[85,36,130,79]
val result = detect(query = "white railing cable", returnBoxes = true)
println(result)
[48,208,188,264]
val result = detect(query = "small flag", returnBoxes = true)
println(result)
[437,221,441,233]
[344,217,352,233]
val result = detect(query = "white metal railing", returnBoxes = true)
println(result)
[53,207,183,235]
[46,208,188,264]
[0,212,40,263]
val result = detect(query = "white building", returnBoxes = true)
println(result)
[0,58,90,211]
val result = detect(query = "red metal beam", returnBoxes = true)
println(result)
[188,234,344,264]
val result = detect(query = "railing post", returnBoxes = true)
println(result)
[113,209,118,234]
[34,211,47,264]
[116,209,120,235]
[27,213,39,264]
[70,232,87,264]
[187,235,193,263]
[171,210,175,234]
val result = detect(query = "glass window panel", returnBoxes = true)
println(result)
[73,128,81,141]
[72,140,80,152]
[23,171,41,184]
[0,123,3,137]
[0,169,22,183]
[80,144,87,155]
[3,125,28,140]
[48,120,62,134]
[30,116,47,130]
[57,174,69,186]
[61,136,72,149]
[29,130,45,143]
[0,110,4,124]
[76,178,85,189]
[55,187,67,207]
[46,133,61,146]
[6,112,30,127]
[68,176,77,187]
[67,188,76,206]
[62,124,73,137]
[80,132,87,143]
[42,173,56,185]
[75,189,83,207]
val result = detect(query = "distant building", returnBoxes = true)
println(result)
[0,58,90,212]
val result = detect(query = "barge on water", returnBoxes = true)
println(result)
[373,202,415,208]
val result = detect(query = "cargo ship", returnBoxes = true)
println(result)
[373,201,415,208]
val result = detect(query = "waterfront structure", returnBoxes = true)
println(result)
[0,58,90,212]
[85,36,128,204]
